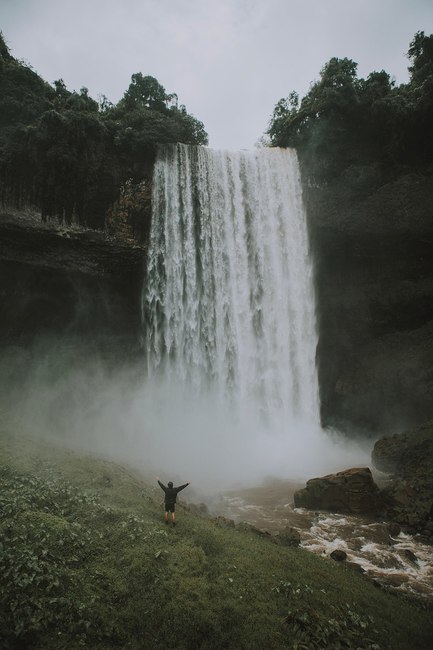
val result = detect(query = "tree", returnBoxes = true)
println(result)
[121,73,169,112]
[408,31,433,85]
[0,31,13,62]
[0,36,209,229]
[266,33,433,179]
[169,105,208,145]
[267,57,363,177]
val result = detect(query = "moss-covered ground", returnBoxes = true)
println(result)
[1,428,432,650]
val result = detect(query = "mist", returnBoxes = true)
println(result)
[6,340,371,497]
[4,144,374,497]
[1,146,376,498]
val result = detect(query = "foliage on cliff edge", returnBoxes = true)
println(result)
[267,31,433,183]
[0,32,208,233]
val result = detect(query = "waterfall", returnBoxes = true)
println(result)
[12,142,367,490]
[144,144,320,437]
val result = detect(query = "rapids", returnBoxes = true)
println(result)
[217,480,433,603]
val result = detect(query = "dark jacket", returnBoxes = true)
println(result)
[157,480,189,504]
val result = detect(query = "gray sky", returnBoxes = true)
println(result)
[2,0,432,150]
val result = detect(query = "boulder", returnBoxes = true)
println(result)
[372,421,433,538]
[274,526,301,547]
[293,467,384,515]
[372,421,433,477]
[387,522,401,538]
[213,516,235,528]
[236,522,272,538]
[403,549,418,565]
[330,549,347,562]
[187,502,210,518]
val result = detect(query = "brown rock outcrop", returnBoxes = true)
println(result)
[293,467,384,515]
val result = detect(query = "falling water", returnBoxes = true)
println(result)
[144,144,320,437]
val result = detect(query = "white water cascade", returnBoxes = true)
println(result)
[141,144,368,486]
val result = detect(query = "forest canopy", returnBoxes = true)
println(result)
[267,31,433,181]
[2,31,432,229]
[0,32,208,230]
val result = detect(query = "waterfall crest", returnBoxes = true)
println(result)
[144,144,320,434]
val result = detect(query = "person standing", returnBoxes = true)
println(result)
[156,477,190,526]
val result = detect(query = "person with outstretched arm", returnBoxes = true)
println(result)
[156,476,190,526]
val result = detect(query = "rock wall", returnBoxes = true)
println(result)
[0,213,146,389]
[2,161,433,438]
[304,166,433,434]
[372,420,433,536]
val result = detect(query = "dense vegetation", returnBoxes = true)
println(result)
[267,31,433,182]
[3,30,432,232]
[1,429,433,649]
[0,32,207,232]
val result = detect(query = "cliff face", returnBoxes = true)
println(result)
[304,166,433,434]
[2,162,433,437]
[0,213,145,381]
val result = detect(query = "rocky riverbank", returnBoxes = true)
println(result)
[214,421,433,602]
[289,420,433,541]
[215,473,433,603]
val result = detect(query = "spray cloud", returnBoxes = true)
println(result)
[8,144,370,493]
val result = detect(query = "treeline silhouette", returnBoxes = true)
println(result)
[267,31,433,182]
[0,33,208,231]
[2,31,432,231]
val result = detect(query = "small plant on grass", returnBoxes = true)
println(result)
[273,580,381,649]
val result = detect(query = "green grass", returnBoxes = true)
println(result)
[1,429,432,649]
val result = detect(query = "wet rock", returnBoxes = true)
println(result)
[187,502,210,517]
[372,422,433,477]
[372,421,433,536]
[424,520,433,534]
[377,573,409,588]
[214,516,235,528]
[403,549,418,565]
[387,522,401,538]
[236,522,271,537]
[274,526,301,547]
[293,467,384,515]
[346,561,366,574]
[330,549,347,562]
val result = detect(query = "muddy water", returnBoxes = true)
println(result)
[215,479,433,602]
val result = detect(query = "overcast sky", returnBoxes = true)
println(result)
[2,0,432,150]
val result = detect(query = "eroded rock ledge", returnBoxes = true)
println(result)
[2,163,433,438]
[0,212,145,348]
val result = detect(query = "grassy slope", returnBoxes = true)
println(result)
[1,429,432,650]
